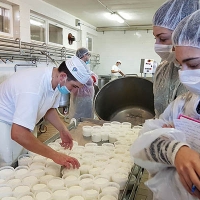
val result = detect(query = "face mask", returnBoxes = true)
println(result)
[154,44,173,61]
[179,69,200,95]
[57,84,70,95]
[86,60,90,65]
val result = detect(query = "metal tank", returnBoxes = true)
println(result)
[94,76,155,125]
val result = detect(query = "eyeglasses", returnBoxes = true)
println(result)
[86,53,91,57]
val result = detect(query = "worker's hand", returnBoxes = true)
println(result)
[175,146,200,198]
[59,130,73,150]
[162,124,174,128]
[53,152,80,169]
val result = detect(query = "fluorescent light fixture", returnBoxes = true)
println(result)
[118,12,132,20]
[30,19,43,26]
[105,13,124,23]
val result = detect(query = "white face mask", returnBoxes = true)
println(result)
[154,44,173,61]
[179,69,200,95]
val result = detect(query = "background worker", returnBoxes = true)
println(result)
[111,60,125,80]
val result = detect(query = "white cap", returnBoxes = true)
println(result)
[65,56,90,84]
[117,60,121,64]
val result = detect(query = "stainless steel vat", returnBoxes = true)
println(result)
[94,77,155,125]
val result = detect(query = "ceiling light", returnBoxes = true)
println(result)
[105,13,124,23]
[118,12,132,20]
[30,19,43,26]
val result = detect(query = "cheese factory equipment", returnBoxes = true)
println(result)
[94,76,155,125]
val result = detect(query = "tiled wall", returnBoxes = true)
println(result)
[93,30,161,76]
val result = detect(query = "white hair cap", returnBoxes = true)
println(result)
[65,56,90,84]
[116,60,121,64]
[153,0,199,30]
[172,9,200,49]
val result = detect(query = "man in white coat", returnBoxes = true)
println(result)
[0,56,90,168]
[111,60,125,80]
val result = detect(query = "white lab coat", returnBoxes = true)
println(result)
[131,91,200,200]
[0,67,60,166]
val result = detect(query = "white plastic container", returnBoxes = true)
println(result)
[62,167,80,177]
[0,166,15,180]
[110,121,121,127]
[30,167,45,178]
[2,197,17,200]
[85,143,97,147]
[18,154,32,166]
[0,185,12,199]
[98,192,118,200]
[35,190,52,200]
[111,173,128,190]
[92,133,101,143]
[101,132,109,141]
[93,176,109,190]
[31,183,48,193]
[45,163,61,177]
[32,155,47,163]
[82,184,100,200]
[53,189,69,200]
[68,185,83,196]
[82,126,92,137]
[101,182,120,195]
[122,122,132,129]
[0,178,5,184]
[79,163,93,175]
[69,196,84,200]
[6,178,21,189]
[22,175,38,187]
[88,167,102,177]
[79,174,94,188]
[108,133,117,143]
[13,185,31,198]
[29,162,46,169]
[14,166,29,179]
[39,175,54,185]
[17,192,35,200]
[47,178,65,190]
[63,175,79,187]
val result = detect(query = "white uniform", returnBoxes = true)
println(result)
[111,65,121,80]
[131,91,200,200]
[0,67,60,166]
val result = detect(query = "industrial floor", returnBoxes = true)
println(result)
[37,116,153,200]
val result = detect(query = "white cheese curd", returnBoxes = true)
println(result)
[18,154,32,166]
[68,185,83,196]
[88,167,102,177]
[48,178,65,190]
[53,189,69,200]
[14,166,29,179]
[69,196,84,200]
[0,185,12,199]
[92,133,101,143]
[45,163,61,177]
[0,167,14,179]
[6,178,21,188]
[2,197,17,200]
[39,174,54,184]
[35,191,52,200]
[13,185,30,197]
[99,194,117,200]
[94,177,109,189]
[63,175,79,187]
[82,126,92,137]
[22,175,38,187]
[30,167,45,178]
[32,183,47,193]
[18,196,34,200]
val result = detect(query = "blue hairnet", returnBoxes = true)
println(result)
[153,0,199,30]
[172,10,200,49]
[76,47,89,59]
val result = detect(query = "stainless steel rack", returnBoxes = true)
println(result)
[0,37,100,67]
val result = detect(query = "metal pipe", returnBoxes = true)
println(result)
[14,64,37,72]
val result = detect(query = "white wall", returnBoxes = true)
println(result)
[93,30,161,76]
[0,0,98,82]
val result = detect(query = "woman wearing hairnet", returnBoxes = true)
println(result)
[131,10,200,200]
[69,47,98,121]
[153,0,199,118]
